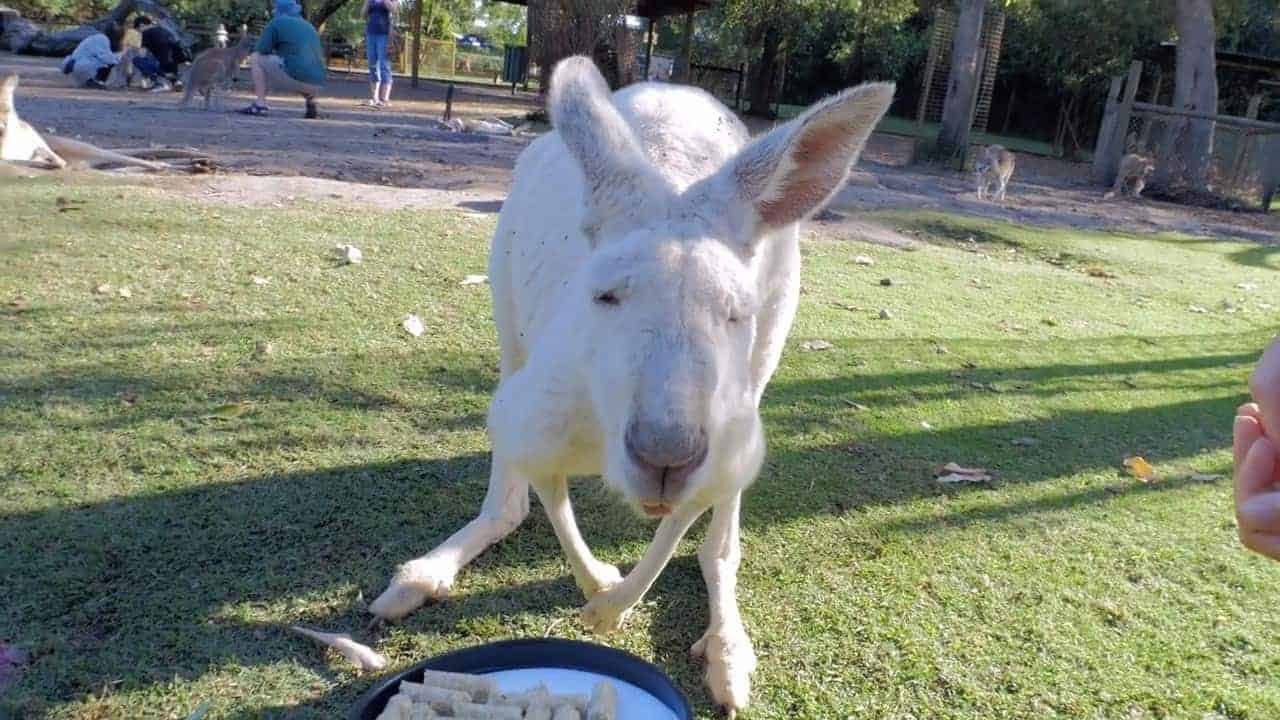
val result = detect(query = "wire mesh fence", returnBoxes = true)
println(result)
[326,36,506,84]
[1123,109,1280,210]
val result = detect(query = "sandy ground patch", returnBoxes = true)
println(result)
[4,50,1275,244]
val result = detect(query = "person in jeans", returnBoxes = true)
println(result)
[240,0,326,118]
[133,16,189,87]
[1236,337,1280,560]
[362,0,398,107]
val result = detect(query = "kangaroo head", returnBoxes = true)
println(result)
[548,57,893,515]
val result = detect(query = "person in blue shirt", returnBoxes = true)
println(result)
[362,0,398,107]
[240,0,326,118]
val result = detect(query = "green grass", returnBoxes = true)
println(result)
[2,176,1280,719]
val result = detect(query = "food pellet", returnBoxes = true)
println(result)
[374,693,413,720]
[452,701,523,719]
[586,681,617,720]
[418,669,499,702]
[406,704,436,720]
[399,680,470,711]
[525,706,552,720]
[551,706,581,720]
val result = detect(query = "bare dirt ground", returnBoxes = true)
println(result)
[3,50,1277,243]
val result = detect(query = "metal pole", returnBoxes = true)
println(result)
[643,17,655,81]
[410,0,423,87]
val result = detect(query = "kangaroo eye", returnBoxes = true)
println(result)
[594,291,620,306]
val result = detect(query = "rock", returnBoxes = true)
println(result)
[878,308,893,320]
[853,255,875,266]
[879,277,897,287]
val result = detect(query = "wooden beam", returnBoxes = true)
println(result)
[1132,101,1280,131]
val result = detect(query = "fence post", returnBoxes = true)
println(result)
[1092,75,1123,183]
[410,0,423,87]
[1137,65,1162,148]
[1261,135,1279,213]
[1227,94,1264,193]
[1093,60,1141,186]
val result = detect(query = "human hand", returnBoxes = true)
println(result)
[1250,337,1280,436]
[1235,403,1280,560]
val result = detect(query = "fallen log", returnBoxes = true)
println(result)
[0,0,191,56]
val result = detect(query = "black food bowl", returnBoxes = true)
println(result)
[350,638,692,719]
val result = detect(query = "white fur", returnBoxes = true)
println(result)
[371,57,893,714]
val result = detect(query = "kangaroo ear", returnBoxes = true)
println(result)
[1,73,18,109]
[713,82,894,235]
[549,56,664,243]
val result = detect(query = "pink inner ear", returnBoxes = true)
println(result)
[756,119,852,227]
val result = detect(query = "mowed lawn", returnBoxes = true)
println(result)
[2,176,1280,720]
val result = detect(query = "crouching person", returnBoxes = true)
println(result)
[240,0,326,118]
[61,22,125,89]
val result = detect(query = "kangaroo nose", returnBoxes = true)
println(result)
[625,421,709,497]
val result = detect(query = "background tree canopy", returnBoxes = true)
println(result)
[8,0,1275,145]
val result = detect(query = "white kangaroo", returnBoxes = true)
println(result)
[371,56,893,714]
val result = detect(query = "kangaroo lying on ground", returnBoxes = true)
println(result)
[180,31,255,111]
[1105,153,1156,199]
[974,144,1015,201]
[2,72,191,173]
[369,56,893,715]
[0,73,66,168]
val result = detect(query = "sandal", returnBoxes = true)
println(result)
[238,103,269,116]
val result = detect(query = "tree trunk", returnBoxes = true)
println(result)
[613,20,635,86]
[746,25,782,117]
[850,25,867,84]
[1156,0,1218,189]
[932,0,985,165]
[672,8,695,82]
[308,0,355,32]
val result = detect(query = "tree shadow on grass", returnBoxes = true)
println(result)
[0,329,1259,716]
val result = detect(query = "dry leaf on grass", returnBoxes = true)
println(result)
[1188,305,1208,314]
[854,255,875,266]
[402,314,425,337]
[289,626,387,672]
[208,402,250,420]
[251,275,272,286]
[335,244,363,264]
[95,283,113,295]
[935,462,993,484]
[460,274,488,286]
[920,420,934,431]
[1084,267,1116,279]
[117,286,132,298]
[1123,456,1158,482]
[1237,282,1258,291]
[801,340,834,352]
